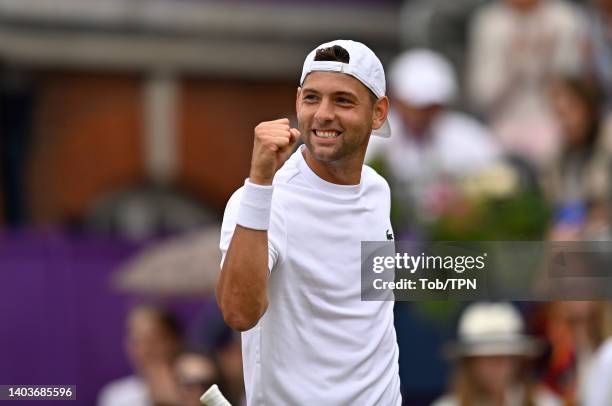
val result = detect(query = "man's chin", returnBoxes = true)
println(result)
[306,144,340,163]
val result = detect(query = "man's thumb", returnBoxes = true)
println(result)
[289,128,301,146]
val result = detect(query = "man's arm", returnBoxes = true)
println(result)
[216,118,299,331]
[216,226,269,331]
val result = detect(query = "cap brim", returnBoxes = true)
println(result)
[372,119,391,138]
[442,337,543,359]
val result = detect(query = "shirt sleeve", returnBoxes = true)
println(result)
[219,186,286,275]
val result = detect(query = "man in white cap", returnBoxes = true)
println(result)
[366,49,500,231]
[216,40,402,405]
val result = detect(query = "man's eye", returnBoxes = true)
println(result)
[304,95,318,102]
[337,98,353,105]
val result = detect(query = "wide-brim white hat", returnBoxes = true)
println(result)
[443,302,543,359]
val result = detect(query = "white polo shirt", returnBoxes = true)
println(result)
[220,146,401,405]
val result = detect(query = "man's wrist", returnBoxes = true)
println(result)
[236,179,274,230]
[248,173,274,186]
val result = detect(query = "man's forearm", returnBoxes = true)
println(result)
[218,118,298,331]
[217,225,269,331]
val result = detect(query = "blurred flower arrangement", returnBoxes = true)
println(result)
[369,157,552,241]
[370,156,553,323]
[430,161,552,240]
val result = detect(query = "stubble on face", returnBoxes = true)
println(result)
[297,72,375,166]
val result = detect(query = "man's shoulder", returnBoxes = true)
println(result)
[224,185,245,213]
[433,111,500,170]
[223,166,300,214]
[436,111,490,137]
[362,165,391,193]
[273,148,302,185]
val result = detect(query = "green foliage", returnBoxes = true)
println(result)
[430,191,552,241]
[369,154,553,241]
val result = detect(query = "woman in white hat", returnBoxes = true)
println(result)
[432,302,561,406]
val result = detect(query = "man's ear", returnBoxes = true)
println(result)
[296,87,302,114]
[372,96,389,130]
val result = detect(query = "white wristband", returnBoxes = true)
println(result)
[236,179,274,230]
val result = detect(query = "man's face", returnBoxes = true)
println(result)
[296,71,384,164]
[125,308,179,372]
[467,355,519,395]
[395,98,443,137]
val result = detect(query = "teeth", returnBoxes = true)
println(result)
[315,130,339,138]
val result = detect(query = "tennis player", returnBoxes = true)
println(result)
[217,39,401,405]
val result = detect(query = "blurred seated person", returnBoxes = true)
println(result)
[537,301,611,404]
[545,76,612,240]
[467,0,585,168]
[584,321,612,406]
[366,49,500,234]
[175,350,220,406]
[433,302,561,406]
[187,302,245,405]
[98,305,182,406]
[584,0,612,113]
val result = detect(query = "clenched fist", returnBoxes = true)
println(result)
[249,118,300,185]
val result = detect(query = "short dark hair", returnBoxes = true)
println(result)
[314,45,351,64]
[129,305,182,340]
[312,45,378,104]
[552,75,602,154]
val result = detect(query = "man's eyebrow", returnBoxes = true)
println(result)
[333,91,358,99]
[301,88,358,99]
[301,87,320,95]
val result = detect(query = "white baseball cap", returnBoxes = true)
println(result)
[300,39,391,138]
[389,49,457,107]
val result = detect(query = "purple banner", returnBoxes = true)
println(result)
[0,230,203,405]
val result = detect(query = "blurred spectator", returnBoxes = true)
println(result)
[98,305,182,406]
[538,301,611,404]
[86,185,215,240]
[545,76,612,240]
[398,0,488,85]
[467,0,585,168]
[175,351,220,406]
[187,302,245,405]
[584,331,612,406]
[584,0,612,112]
[214,332,244,406]
[433,302,561,406]
[367,49,500,235]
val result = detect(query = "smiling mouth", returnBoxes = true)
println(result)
[313,130,341,139]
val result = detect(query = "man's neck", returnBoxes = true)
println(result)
[302,148,363,185]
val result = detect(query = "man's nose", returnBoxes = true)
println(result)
[314,98,334,123]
